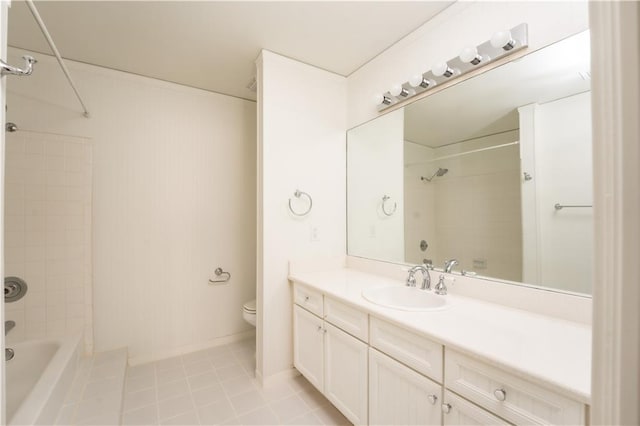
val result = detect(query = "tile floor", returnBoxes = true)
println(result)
[59,338,350,425]
[56,347,128,425]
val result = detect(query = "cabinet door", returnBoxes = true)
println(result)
[369,348,441,426]
[293,305,324,391]
[324,322,368,425]
[442,391,510,426]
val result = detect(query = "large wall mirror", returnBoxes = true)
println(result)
[347,30,592,296]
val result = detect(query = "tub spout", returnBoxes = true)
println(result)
[5,320,15,336]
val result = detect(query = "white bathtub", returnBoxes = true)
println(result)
[6,334,81,425]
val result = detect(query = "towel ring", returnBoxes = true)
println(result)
[288,189,313,216]
[209,267,231,285]
[382,195,397,216]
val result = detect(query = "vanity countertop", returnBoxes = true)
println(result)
[288,267,591,404]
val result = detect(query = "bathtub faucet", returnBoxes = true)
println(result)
[5,320,15,336]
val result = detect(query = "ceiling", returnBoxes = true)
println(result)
[7,1,452,101]
[404,30,592,148]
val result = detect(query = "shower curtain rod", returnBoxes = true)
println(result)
[406,141,519,167]
[25,0,90,118]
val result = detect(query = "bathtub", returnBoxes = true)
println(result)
[6,334,81,425]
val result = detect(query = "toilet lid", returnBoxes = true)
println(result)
[243,299,256,313]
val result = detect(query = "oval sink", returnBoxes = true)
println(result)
[362,286,449,311]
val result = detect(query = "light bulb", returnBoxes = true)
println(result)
[409,74,434,89]
[373,93,392,106]
[390,83,409,97]
[409,74,424,88]
[432,62,453,78]
[490,30,516,50]
[459,46,482,65]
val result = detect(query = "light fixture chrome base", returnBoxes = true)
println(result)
[376,23,528,112]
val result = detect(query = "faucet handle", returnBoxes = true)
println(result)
[406,273,417,287]
[434,274,448,295]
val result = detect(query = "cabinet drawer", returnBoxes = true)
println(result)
[325,297,369,342]
[445,349,585,425]
[293,283,323,317]
[370,317,443,383]
[443,391,510,425]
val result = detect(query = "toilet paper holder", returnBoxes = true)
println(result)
[209,267,231,285]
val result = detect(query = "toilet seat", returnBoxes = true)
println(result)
[243,299,256,313]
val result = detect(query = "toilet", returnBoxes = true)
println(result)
[242,299,256,327]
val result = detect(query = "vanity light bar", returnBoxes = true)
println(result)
[375,23,529,112]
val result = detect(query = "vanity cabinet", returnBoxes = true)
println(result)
[291,281,588,426]
[369,348,441,425]
[293,288,369,425]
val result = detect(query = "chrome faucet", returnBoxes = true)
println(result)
[434,274,448,295]
[5,320,15,336]
[406,264,432,290]
[444,259,459,273]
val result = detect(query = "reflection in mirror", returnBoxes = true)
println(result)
[347,31,592,295]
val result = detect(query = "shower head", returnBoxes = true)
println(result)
[5,122,17,132]
[421,167,449,182]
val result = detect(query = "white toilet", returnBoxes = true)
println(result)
[242,299,256,327]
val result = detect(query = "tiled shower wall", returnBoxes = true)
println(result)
[4,130,93,353]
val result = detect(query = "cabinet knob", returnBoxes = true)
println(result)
[317,326,323,332]
[494,388,507,401]
[441,403,451,414]
[304,296,310,302]
[427,394,438,405]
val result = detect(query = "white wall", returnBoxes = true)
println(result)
[257,50,346,382]
[347,109,404,263]
[347,1,590,129]
[520,93,592,294]
[4,131,93,352]
[7,48,256,363]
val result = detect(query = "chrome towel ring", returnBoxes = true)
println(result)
[288,189,313,216]
[382,195,397,216]
[209,267,231,285]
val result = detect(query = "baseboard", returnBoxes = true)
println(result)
[127,329,256,366]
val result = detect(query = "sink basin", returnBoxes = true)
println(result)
[362,286,449,311]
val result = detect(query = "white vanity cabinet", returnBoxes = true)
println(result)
[293,285,369,425]
[369,348,442,425]
[291,280,588,426]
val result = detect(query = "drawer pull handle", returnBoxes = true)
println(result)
[494,388,507,401]
[441,403,451,414]
[427,395,438,405]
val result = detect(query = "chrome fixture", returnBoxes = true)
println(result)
[6,122,18,132]
[209,267,231,285]
[421,168,449,182]
[434,274,448,295]
[24,0,90,117]
[288,189,313,216]
[444,259,459,273]
[5,277,28,303]
[374,23,528,111]
[0,55,36,77]
[432,61,455,78]
[390,84,410,98]
[406,264,432,290]
[5,320,15,335]
[461,270,477,277]
[490,30,516,51]
[381,195,397,216]
[554,203,592,210]
[6,348,14,361]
